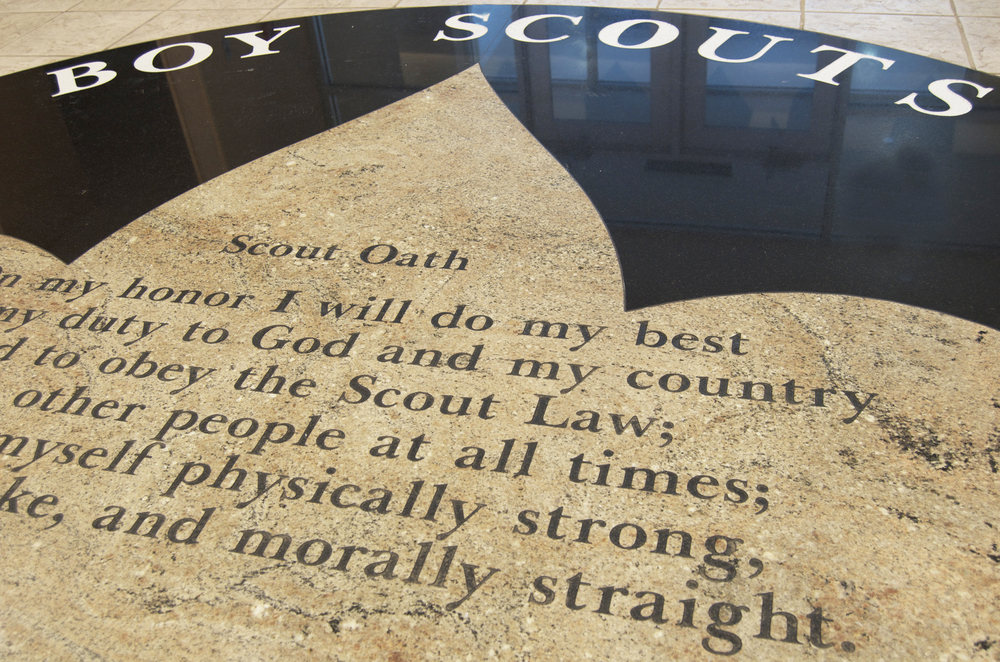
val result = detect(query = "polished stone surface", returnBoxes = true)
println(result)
[477,8,1000,325]
[0,0,998,77]
[1,7,999,661]
[2,62,1000,661]
[2,7,999,327]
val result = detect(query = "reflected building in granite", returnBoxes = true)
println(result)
[1,6,999,328]
[478,8,1000,323]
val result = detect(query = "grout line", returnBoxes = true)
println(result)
[805,10,954,16]
[0,15,71,58]
[109,9,168,49]
[0,0,992,68]
[949,0,977,69]
[64,0,182,11]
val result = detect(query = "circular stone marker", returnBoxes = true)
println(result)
[0,8,999,660]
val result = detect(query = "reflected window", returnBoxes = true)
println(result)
[704,23,817,130]
[550,9,651,123]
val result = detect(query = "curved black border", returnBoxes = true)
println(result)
[3,6,1000,327]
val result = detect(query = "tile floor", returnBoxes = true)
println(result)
[0,0,996,76]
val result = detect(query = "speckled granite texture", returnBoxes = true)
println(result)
[0,67,997,660]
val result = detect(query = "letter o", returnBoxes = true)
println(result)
[53,352,80,368]
[13,390,41,408]
[359,244,397,264]
[465,314,493,331]
[202,328,228,343]
[610,523,647,550]
[658,373,691,392]
[134,42,214,73]
[403,391,434,411]
[99,357,127,374]
[598,19,678,49]
[292,337,320,354]
[270,244,293,257]
[149,287,174,301]
[204,292,230,307]
[295,539,333,566]
[228,418,259,438]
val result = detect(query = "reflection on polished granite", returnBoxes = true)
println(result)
[0,0,997,76]
[1,6,998,328]
[0,9,481,260]
[477,8,1000,324]
[2,7,1000,660]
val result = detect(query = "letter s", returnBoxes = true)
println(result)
[338,374,375,404]
[513,509,539,535]
[282,476,307,500]
[56,444,80,464]
[896,78,994,117]
[223,234,251,254]
[434,13,490,42]
[529,575,557,605]
[724,479,749,504]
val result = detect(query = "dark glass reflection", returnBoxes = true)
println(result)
[1,6,999,329]
[0,8,499,262]
[479,7,1000,328]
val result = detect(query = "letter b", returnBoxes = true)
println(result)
[126,352,158,379]
[635,321,667,348]
[49,62,117,97]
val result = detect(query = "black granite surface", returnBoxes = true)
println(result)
[2,6,998,327]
